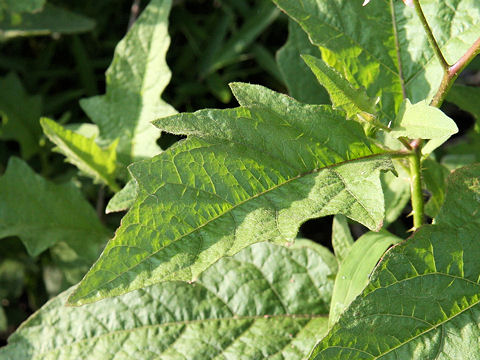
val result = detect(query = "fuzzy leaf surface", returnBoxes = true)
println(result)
[40,118,119,192]
[68,83,393,305]
[272,0,480,122]
[302,55,376,118]
[80,0,176,167]
[310,164,480,359]
[3,241,335,360]
[276,19,329,105]
[0,157,109,257]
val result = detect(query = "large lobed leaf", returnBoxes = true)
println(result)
[310,164,480,359]
[80,0,176,167]
[272,0,480,122]
[0,157,109,258]
[68,83,394,305]
[1,241,336,360]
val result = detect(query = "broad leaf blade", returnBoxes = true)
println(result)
[272,0,480,122]
[80,0,176,167]
[276,19,329,105]
[328,230,402,328]
[310,164,480,359]
[68,83,393,305]
[302,55,376,118]
[0,157,109,257]
[0,73,42,159]
[40,117,119,192]
[2,242,335,360]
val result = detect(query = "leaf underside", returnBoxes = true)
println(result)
[68,83,392,305]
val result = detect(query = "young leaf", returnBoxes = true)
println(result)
[276,19,329,105]
[302,55,376,118]
[310,164,480,359]
[272,0,480,121]
[390,99,458,140]
[2,241,336,360]
[68,83,394,305]
[331,215,353,263]
[0,4,95,41]
[423,159,449,218]
[328,230,402,328]
[79,0,176,167]
[105,178,138,214]
[381,161,410,225]
[0,72,42,159]
[40,117,120,192]
[0,157,110,257]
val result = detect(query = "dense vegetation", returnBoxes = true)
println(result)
[1,0,480,358]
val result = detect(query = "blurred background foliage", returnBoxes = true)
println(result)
[0,0,478,345]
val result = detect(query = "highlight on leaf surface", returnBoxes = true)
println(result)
[68,83,394,306]
[2,241,336,360]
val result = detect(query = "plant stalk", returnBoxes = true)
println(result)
[409,146,424,230]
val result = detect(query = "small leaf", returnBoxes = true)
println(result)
[381,160,410,225]
[390,99,458,140]
[0,157,109,257]
[105,178,138,214]
[68,83,393,305]
[302,55,376,118]
[310,164,480,359]
[328,229,402,328]
[40,117,120,192]
[331,215,353,263]
[80,0,176,167]
[2,241,335,360]
[423,159,449,218]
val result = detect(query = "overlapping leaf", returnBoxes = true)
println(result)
[40,117,119,192]
[0,157,109,258]
[80,0,176,167]
[310,164,480,359]
[68,83,394,305]
[2,241,335,360]
[276,19,329,105]
[272,0,480,122]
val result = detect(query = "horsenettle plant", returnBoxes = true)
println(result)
[1,0,480,358]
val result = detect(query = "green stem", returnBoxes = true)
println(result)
[412,0,449,71]
[409,145,424,230]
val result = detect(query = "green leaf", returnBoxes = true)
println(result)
[80,0,176,167]
[272,0,480,121]
[1,0,45,15]
[68,83,393,305]
[331,215,353,263]
[302,55,376,119]
[0,306,6,332]
[0,4,95,41]
[328,229,402,328]
[105,178,138,214]
[423,159,449,218]
[2,241,336,360]
[276,19,330,105]
[390,99,458,140]
[0,157,109,257]
[310,164,480,359]
[0,72,42,159]
[447,85,480,132]
[40,117,120,192]
[381,160,410,225]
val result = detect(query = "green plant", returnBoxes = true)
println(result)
[1,0,480,358]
